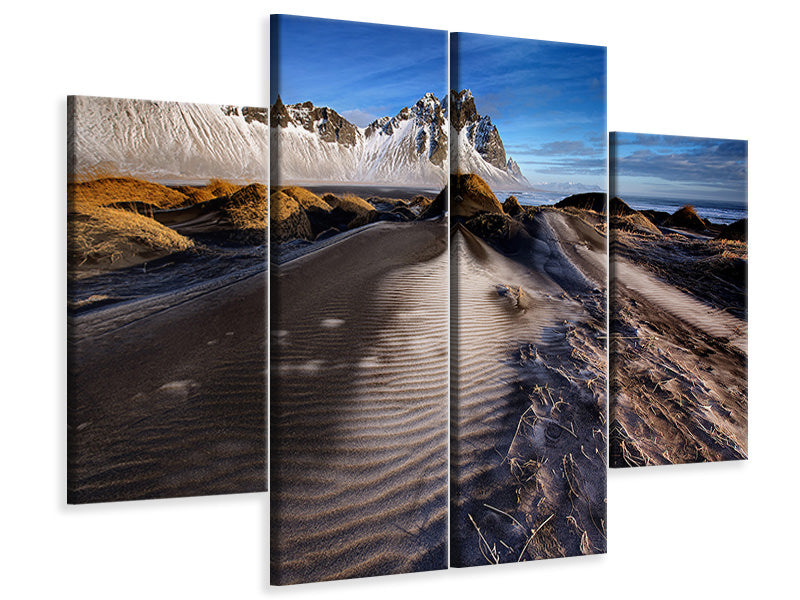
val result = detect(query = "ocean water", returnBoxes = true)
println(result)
[621,195,747,225]
[496,190,568,207]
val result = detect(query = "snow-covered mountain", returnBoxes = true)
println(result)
[532,181,603,195]
[449,89,530,190]
[271,93,447,188]
[69,96,269,182]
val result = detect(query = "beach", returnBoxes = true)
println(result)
[609,200,747,466]
[269,187,448,584]
[68,177,268,502]
[450,177,608,565]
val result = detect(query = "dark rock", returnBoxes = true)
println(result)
[639,209,670,225]
[716,218,747,242]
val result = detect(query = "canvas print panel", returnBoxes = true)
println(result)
[609,132,748,467]
[67,96,268,503]
[269,16,448,584]
[450,33,608,566]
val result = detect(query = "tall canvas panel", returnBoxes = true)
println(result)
[269,16,449,584]
[67,96,268,503]
[609,132,748,467]
[450,33,608,566]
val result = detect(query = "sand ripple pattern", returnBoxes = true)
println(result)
[68,272,267,503]
[270,223,448,584]
[614,259,747,352]
[451,227,603,566]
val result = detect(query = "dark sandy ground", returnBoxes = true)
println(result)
[610,227,747,467]
[68,267,267,503]
[270,220,448,585]
[451,207,607,567]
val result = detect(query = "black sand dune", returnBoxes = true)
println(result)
[68,260,267,503]
[451,207,607,566]
[610,222,747,466]
[270,220,448,584]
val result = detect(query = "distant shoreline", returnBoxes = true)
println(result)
[276,182,441,200]
[621,195,747,225]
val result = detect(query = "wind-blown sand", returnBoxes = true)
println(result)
[610,223,747,467]
[270,220,448,585]
[451,207,607,566]
[68,177,267,503]
[68,269,267,503]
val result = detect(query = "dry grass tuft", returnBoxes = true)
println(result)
[175,179,244,204]
[322,193,376,214]
[69,177,189,210]
[451,173,503,218]
[205,178,242,198]
[223,183,267,230]
[270,190,312,241]
[662,204,707,231]
[280,186,332,211]
[68,205,194,268]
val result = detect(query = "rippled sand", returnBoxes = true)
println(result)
[451,209,607,566]
[270,220,448,585]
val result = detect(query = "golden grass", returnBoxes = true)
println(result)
[269,190,303,222]
[68,205,194,268]
[269,190,312,241]
[322,193,375,214]
[451,173,503,217]
[206,178,243,198]
[223,183,267,230]
[175,178,244,203]
[68,177,189,210]
[280,186,331,211]
[174,185,216,204]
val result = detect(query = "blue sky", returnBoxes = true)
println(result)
[453,33,607,190]
[611,133,748,204]
[271,15,446,126]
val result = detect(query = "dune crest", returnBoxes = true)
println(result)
[271,221,448,584]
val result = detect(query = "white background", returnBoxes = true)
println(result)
[1,1,796,598]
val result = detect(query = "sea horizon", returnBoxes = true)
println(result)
[621,194,747,225]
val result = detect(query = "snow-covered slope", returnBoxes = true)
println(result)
[449,89,530,190]
[271,93,447,188]
[70,96,269,182]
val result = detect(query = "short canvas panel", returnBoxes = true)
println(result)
[609,132,748,467]
[269,16,449,584]
[67,96,268,503]
[449,33,608,566]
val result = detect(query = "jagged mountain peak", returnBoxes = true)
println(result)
[506,157,523,178]
[274,99,359,147]
[271,93,447,186]
[449,88,530,190]
[451,88,478,130]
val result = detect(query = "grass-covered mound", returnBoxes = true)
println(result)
[451,173,503,218]
[223,183,268,230]
[662,205,707,232]
[280,186,332,211]
[609,197,637,217]
[611,212,662,236]
[175,178,243,203]
[716,218,747,242]
[556,192,607,214]
[502,195,523,217]
[69,177,190,210]
[69,205,194,269]
[270,189,313,242]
